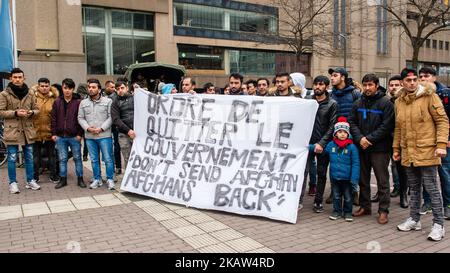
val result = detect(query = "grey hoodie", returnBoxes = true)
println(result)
[78,95,113,139]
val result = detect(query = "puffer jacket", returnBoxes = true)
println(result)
[331,85,361,118]
[307,94,338,148]
[393,83,449,167]
[111,93,134,135]
[0,86,40,145]
[310,141,360,184]
[348,90,395,153]
[31,85,59,141]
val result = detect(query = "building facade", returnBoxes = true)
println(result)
[11,0,450,88]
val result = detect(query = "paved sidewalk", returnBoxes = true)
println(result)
[0,161,448,253]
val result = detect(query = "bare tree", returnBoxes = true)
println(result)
[272,0,334,60]
[376,0,450,68]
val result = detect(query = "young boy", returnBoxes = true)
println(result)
[314,117,360,221]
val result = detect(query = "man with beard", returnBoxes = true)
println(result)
[274,73,296,97]
[228,73,244,95]
[0,68,40,194]
[372,75,408,208]
[78,79,115,190]
[349,74,395,225]
[301,76,338,212]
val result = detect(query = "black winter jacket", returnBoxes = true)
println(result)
[111,93,134,134]
[307,94,338,148]
[348,90,395,153]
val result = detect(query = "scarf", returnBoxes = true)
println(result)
[333,137,353,149]
[8,82,29,100]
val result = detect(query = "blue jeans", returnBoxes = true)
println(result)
[331,179,353,215]
[86,137,114,180]
[56,137,83,178]
[7,144,34,183]
[424,147,450,207]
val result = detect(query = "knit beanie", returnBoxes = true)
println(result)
[334,117,350,136]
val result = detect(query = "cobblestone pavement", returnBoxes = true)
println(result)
[0,159,448,253]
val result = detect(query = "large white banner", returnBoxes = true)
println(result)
[121,89,318,223]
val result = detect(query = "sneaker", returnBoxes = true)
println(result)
[344,213,354,222]
[107,179,115,190]
[313,203,324,213]
[427,223,445,241]
[50,175,60,184]
[308,186,317,196]
[90,179,101,189]
[9,182,20,194]
[26,180,41,191]
[329,212,341,220]
[397,217,422,231]
[297,204,304,211]
[445,206,450,220]
[419,203,432,215]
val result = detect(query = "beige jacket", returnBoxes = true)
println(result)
[393,83,449,167]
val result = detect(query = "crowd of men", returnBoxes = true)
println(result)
[0,65,449,242]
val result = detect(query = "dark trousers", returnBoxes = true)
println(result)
[83,138,88,158]
[112,126,121,170]
[359,151,391,213]
[394,159,408,194]
[300,152,329,204]
[33,140,58,180]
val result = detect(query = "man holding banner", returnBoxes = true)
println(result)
[121,88,318,223]
[111,81,135,170]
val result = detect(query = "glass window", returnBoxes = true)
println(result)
[376,0,388,54]
[230,10,277,34]
[174,3,277,35]
[83,7,105,28]
[426,39,431,48]
[439,40,444,50]
[446,41,449,51]
[135,38,155,63]
[112,10,132,29]
[133,13,154,30]
[84,33,106,74]
[433,40,437,49]
[229,49,275,75]
[112,37,133,75]
[178,44,224,70]
[82,6,154,75]
[175,3,224,30]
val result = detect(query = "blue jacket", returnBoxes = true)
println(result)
[309,141,360,184]
[331,85,361,118]
[435,82,450,140]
